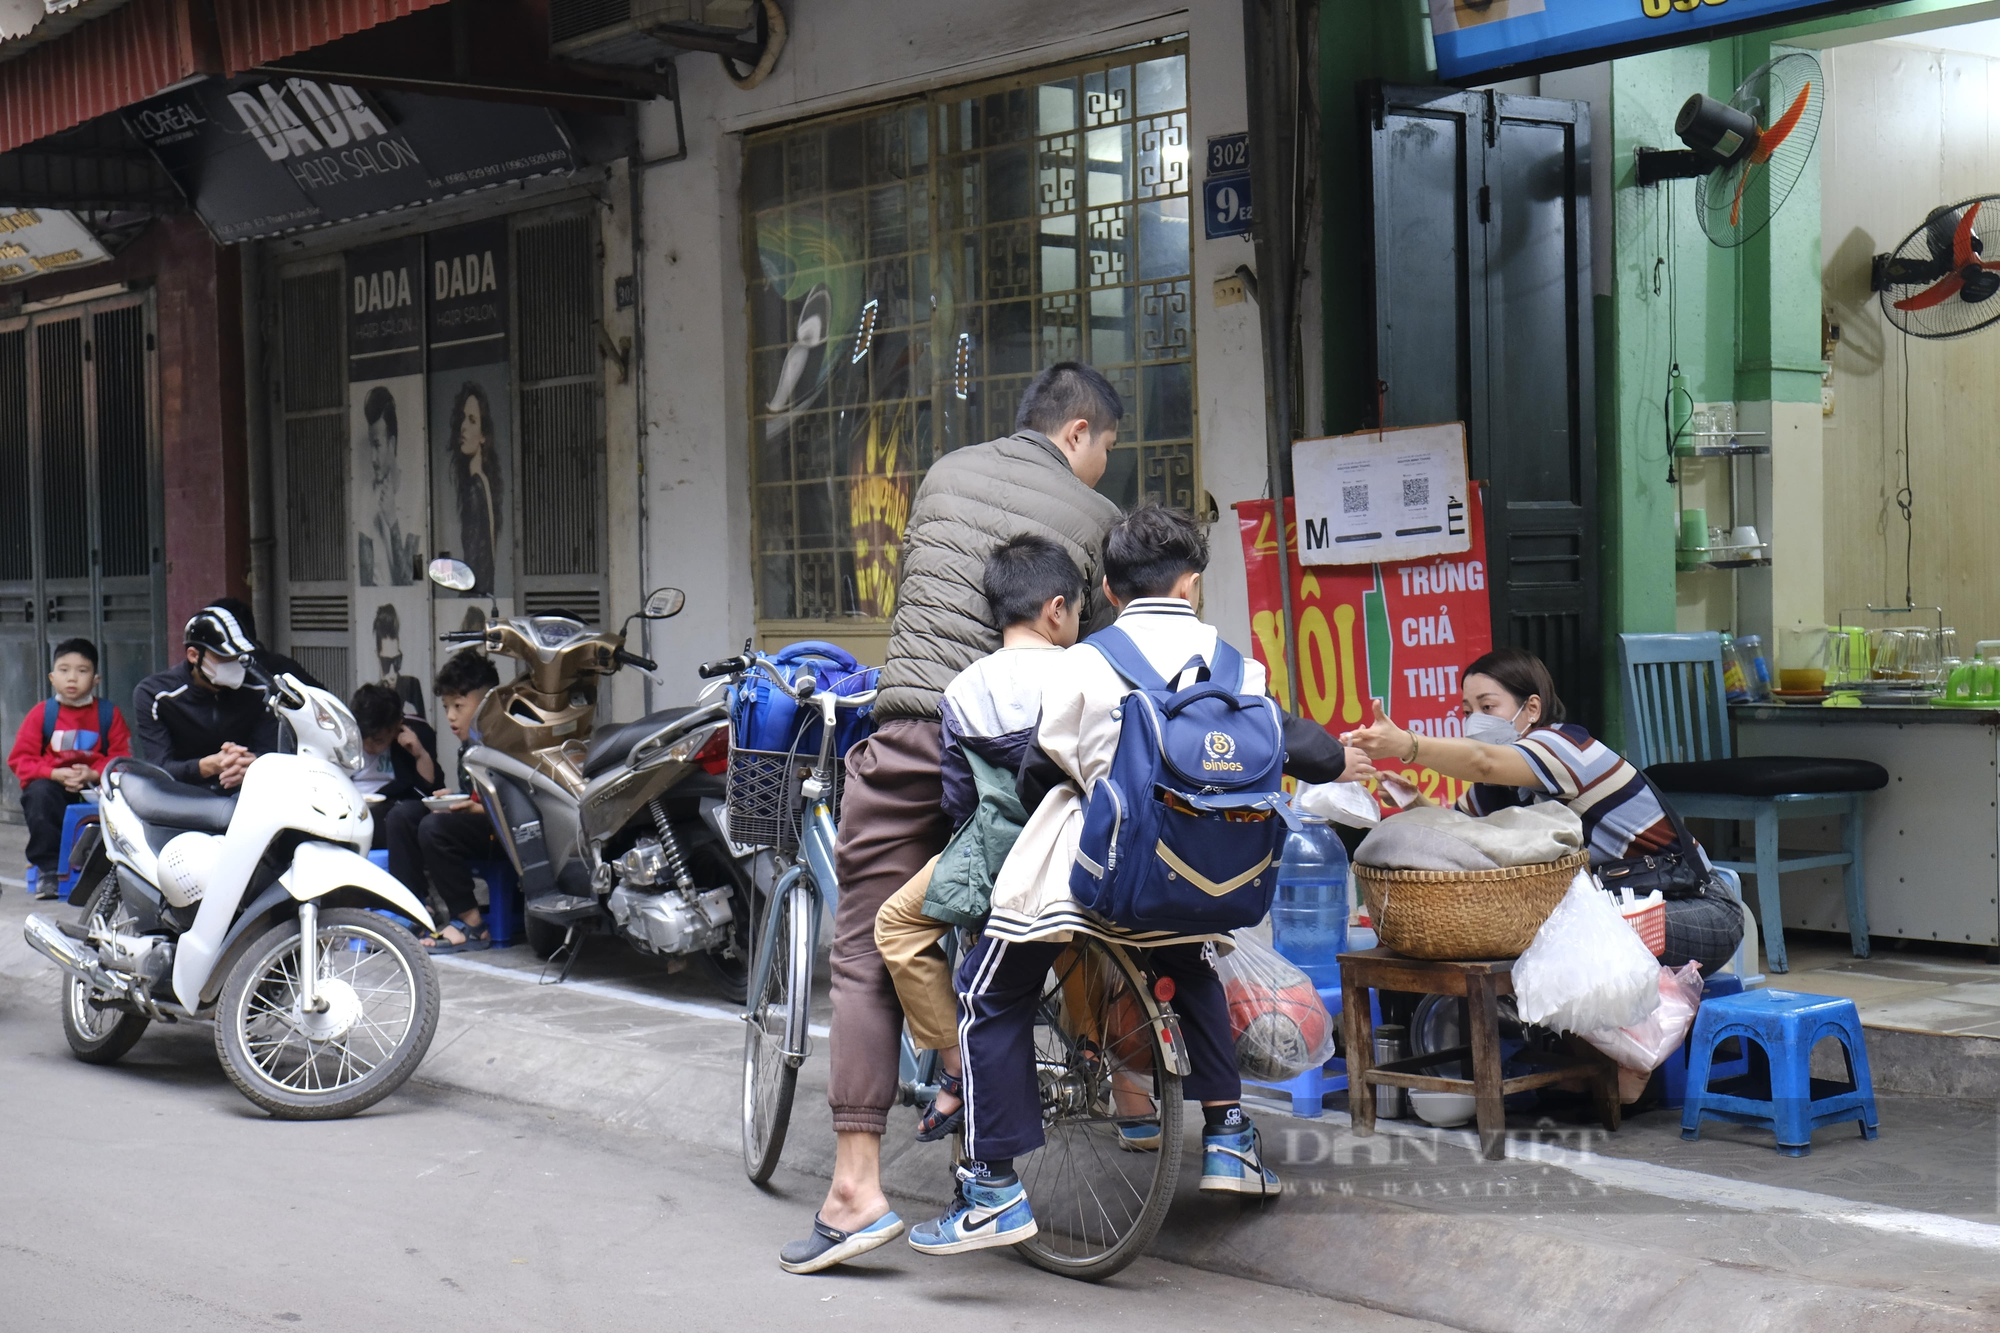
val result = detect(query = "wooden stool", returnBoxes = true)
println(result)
[1339,947,1622,1161]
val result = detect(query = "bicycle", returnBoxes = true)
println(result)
[701,650,1192,1281]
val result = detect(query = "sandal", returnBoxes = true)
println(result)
[423,918,491,954]
[915,1070,964,1142]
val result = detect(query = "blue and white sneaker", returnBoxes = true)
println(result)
[908,1166,1038,1255]
[777,1211,905,1274]
[1200,1122,1283,1196]
[1117,1123,1161,1152]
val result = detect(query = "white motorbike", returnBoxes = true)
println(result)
[23,668,442,1119]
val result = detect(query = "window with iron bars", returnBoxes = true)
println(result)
[743,40,1194,623]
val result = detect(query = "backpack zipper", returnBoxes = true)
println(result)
[1105,782,1124,873]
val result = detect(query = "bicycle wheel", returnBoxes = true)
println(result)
[742,878,812,1184]
[1016,937,1184,1281]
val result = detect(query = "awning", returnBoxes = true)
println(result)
[0,0,451,155]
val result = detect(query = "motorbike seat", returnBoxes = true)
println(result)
[110,759,239,834]
[582,707,696,780]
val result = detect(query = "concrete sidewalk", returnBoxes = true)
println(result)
[4,853,1997,1332]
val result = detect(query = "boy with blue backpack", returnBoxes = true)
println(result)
[7,638,130,898]
[910,504,1370,1256]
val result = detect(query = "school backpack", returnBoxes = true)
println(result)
[43,699,113,754]
[1068,627,1294,936]
[728,640,877,759]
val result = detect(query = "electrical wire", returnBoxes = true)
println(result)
[1896,332,1915,609]
[1660,180,1690,485]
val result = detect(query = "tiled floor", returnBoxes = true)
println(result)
[1764,934,2000,1036]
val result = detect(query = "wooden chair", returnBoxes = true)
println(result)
[1618,632,1886,974]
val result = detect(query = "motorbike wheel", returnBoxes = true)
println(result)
[523,912,568,961]
[691,840,755,1006]
[60,878,150,1065]
[214,907,440,1120]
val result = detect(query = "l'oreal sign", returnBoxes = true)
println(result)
[1429,0,1875,83]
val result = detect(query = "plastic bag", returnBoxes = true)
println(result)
[1581,960,1704,1073]
[1511,872,1662,1034]
[1216,933,1338,1081]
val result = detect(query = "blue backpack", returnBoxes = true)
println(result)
[729,641,878,759]
[1068,627,1295,936]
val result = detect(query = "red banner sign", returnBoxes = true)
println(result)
[1236,487,1493,810]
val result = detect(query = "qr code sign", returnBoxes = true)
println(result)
[1342,483,1369,514]
[1402,476,1430,508]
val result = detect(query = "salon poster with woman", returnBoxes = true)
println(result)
[426,218,514,606]
[347,235,432,718]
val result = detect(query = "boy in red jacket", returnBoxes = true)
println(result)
[8,637,131,898]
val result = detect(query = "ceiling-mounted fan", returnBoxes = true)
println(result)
[1871,197,2000,340]
[1635,50,1824,249]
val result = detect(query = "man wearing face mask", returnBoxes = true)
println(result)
[131,608,282,792]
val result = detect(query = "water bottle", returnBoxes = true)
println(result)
[1270,817,1350,988]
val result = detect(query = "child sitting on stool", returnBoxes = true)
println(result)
[7,637,130,899]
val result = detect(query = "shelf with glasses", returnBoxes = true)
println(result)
[1677,556,1773,572]
[1675,431,1770,458]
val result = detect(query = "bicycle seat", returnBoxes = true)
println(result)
[582,708,695,780]
[110,759,238,834]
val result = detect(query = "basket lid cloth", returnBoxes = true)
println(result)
[1355,804,1582,873]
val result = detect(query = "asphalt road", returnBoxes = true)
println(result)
[0,983,1443,1333]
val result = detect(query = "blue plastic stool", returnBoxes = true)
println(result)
[1660,974,1748,1110]
[472,861,521,947]
[53,802,99,899]
[1680,989,1879,1156]
[1241,986,1381,1118]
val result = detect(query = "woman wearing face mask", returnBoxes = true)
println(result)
[1341,646,1744,973]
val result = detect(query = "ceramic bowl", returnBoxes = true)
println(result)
[1407,1090,1477,1128]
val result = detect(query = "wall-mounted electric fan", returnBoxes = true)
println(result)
[1871,197,2000,340]
[1634,50,1824,250]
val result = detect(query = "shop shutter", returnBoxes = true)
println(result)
[515,212,606,611]
[278,266,351,696]
[0,330,27,584]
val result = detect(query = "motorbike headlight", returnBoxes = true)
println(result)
[312,695,367,774]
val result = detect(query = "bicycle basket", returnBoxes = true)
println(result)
[724,743,847,852]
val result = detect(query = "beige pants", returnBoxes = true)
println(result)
[873,855,959,1053]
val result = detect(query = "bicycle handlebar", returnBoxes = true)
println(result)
[701,654,876,709]
[698,655,752,679]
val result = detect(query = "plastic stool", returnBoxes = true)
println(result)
[1240,986,1381,1118]
[472,861,521,947]
[1661,974,1747,1110]
[1681,989,1879,1156]
[55,802,99,900]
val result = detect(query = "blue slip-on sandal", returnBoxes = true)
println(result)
[915,1070,964,1142]
[778,1211,906,1274]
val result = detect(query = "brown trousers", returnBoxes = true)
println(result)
[874,856,958,1053]
[827,719,953,1135]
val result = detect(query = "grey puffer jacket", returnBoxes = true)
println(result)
[874,430,1120,723]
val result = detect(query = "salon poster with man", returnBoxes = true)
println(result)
[426,217,513,607]
[348,234,431,718]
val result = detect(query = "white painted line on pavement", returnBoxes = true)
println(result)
[1293,1107,2000,1253]
[0,876,29,889]
[434,951,830,1038]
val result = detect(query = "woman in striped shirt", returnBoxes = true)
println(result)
[1342,646,1744,973]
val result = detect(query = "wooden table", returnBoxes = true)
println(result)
[1339,947,1621,1161]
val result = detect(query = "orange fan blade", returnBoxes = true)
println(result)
[1895,274,1966,311]
[1954,200,1983,268]
[1749,82,1812,165]
[1729,166,1751,228]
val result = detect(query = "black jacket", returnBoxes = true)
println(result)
[131,663,281,789]
[371,718,442,803]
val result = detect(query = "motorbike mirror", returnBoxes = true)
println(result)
[643,587,686,619]
[427,558,477,591]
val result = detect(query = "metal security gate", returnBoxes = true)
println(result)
[275,263,353,697]
[0,294,165,816]
[271,202,606,716]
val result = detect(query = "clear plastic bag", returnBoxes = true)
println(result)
[1581,961,1704,1073]
[1511,872,1663,1034]
[1216,934,1338,1081]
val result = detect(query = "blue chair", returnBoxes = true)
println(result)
[1618,633,1887,974]
[1680,989,1879,1155]
[364,849,519,946]
[54,802,100,900]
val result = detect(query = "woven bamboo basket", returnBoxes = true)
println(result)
[1353,849,1588,961]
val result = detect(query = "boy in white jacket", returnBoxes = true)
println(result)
[909,505,1368,1256]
